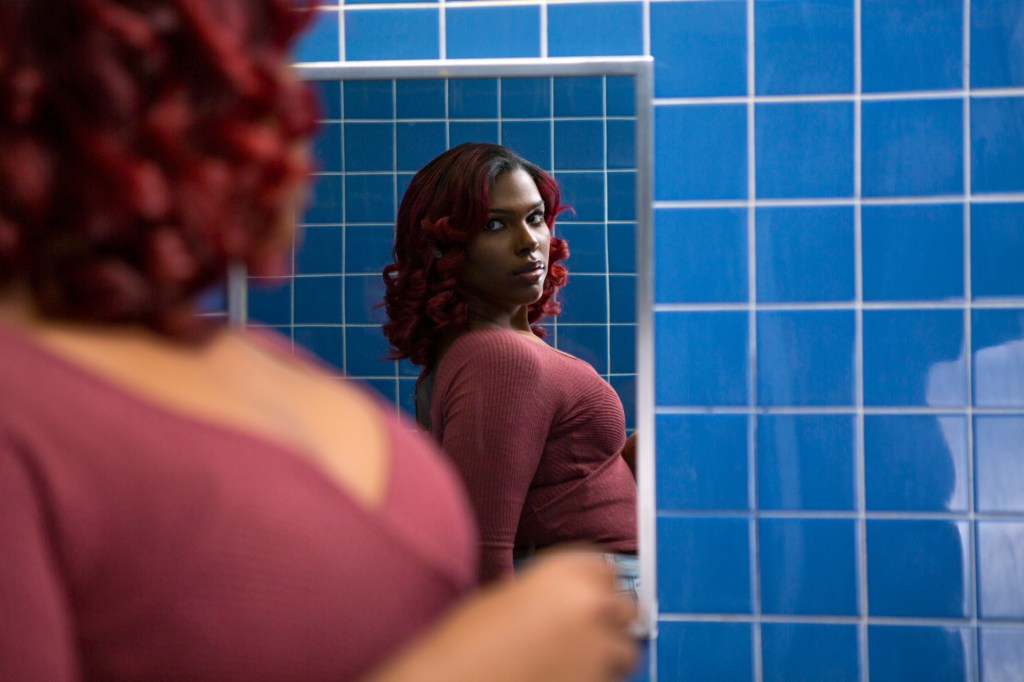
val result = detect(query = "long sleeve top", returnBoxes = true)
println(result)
[429,328,637,583]
[0,321,476,681]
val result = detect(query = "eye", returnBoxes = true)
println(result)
[527,211,546,226]
[483,218,504,232]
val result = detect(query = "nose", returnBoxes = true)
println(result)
[514,221,540,255]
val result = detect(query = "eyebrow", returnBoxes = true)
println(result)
[487,201,545,216]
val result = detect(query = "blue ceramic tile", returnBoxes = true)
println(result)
[606,76,635,117]
[867,520,969,618]
[310,81,342,121]
[344,174,395,224]
[312,122,343,173]
[344,275,386,325]
[655,311,748,406]
[501,78,551,119]
[868,626,971,682]
[449,121,499,146]
[304,174,344,224]
[345,225,393,274]
[397,173,414,207]
[972,203,1024,298]
[556,324,607,375]
[980,628,1024,682]
[343,122,393,172]
[974,416,1024,513]
[247,278,292,325]
[607,119,635,170]
[398,357,418,378]
[759,519,859,616]
[555,172,604,222]
[294,276,343,324]
[610,324,635,374]
[655,104,747,201]
[977,521,1024,618]
[344,9,439,61]
[656,208,747,304]
[971,96,1024,194]
[865,415,969,512]
[862,98,963,197]
[449,79,498,119]
[861,0,963,92]
[358,379,395,407]
[755,0,854,95]
[396,80,445,120]
[972,308,1024,407]
[657,622,753,682]
[609,275,635,324]
[547,2,643,58]
[296,225,343,275]
[195,284,226,315]
[398,377,417,416]
[755,102,854,199]
[396,122,446,172]
[553,77,604,118]
[655,414,748,511]
[650,0,747,98]
[862,203,964,301]
[607,222,635,274]
[862,309,966,407]
[558,274,607,324]
[657,516,751,613]
[607,172,635,222]
[556,223,605,273]
[762,624,859,682]
[500,121,552,170]
[445,6,539,59]
[758,414,856,511]
[610,374,636,431]
[346,0,421,4]
[970,0,1024,88]
[293,326,344,372]
[345,325,392,377]
[293,9,340,62]
[757,310,856,406]
[344,80,394,120]
[755,206,855,302]
[554,120,604,171]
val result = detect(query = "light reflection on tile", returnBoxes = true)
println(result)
[980,628,1024,682]
[974,417,1024,513]
[977,522,1024,619]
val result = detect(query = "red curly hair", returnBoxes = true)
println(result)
[383,143,570,368]
[0,0,318,339]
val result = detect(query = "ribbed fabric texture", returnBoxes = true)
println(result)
[0,322,476,681]
[431,328,638,583]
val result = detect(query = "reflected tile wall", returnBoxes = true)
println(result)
[247,74,638,429]
[286,2,1024,680]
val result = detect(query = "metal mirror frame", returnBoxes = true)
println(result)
[227,56,657,636]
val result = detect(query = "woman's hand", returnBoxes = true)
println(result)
[365,551,639,682]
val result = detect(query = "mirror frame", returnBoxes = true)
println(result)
[227,56,657,635]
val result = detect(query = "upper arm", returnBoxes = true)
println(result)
[0,438,79,680]
[434,340,554,580]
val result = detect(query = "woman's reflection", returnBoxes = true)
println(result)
[382,143,638,588]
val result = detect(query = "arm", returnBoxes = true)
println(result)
[435,335,553,582]
[0,439,80,680]
[362,552,638,682]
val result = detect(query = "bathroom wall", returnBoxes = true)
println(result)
[281,1,1024,680]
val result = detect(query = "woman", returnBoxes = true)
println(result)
[383,143,638,586]
[0,2,636,680]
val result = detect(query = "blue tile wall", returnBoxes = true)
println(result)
[271,4,1024,679]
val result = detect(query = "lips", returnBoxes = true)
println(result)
[513,261,545,275]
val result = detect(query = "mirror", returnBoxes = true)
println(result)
[229,58,655,634]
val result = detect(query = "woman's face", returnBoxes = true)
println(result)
[459,168,551,321]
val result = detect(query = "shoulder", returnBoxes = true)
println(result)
[437,329,551,378]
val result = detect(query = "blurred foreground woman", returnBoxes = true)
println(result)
[0,1,637,680]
